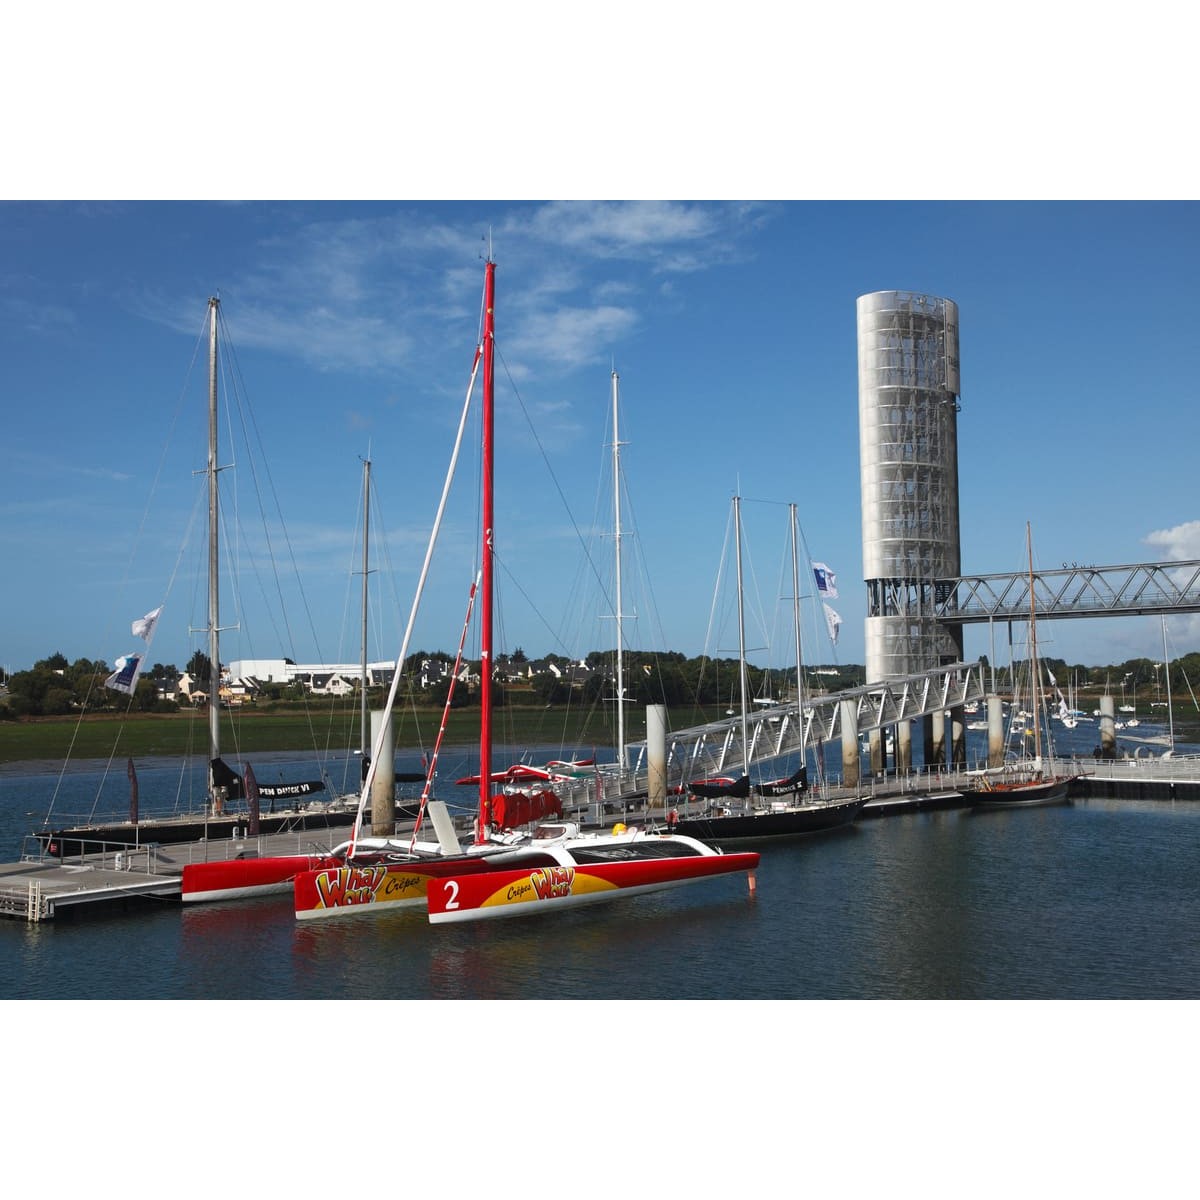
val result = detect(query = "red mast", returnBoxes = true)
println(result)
[478,257,496,842]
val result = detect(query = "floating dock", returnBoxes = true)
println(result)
[0,858,181,921]
[0,827,353,922]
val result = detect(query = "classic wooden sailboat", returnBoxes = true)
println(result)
[293,256,759,922]
[967,524,1078,808]
[673,498,867,841]
[37,299,358,861]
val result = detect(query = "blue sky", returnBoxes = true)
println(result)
[3,200,1198,679]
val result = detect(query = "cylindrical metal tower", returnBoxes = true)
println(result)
[857,290,963,682]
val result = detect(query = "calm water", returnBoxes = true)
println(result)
[3,754,1199,999]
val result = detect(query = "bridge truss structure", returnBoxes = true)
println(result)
[935,560,1200,625]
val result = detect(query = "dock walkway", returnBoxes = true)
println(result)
[0,827,354,922]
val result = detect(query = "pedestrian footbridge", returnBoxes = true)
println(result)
[627,660,987,786]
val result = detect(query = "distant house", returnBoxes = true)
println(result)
[307,672,355,698]
[227,658,396,695]
[542,659,592,689]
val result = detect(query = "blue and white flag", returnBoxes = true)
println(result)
[132,606,162,643]
[105,652,144,695]
[823,603,842,646]
[813,563,839,599]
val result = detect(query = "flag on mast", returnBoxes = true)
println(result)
[132,606,162,643]
[823,603,842,646]
[813,563,839,599]
[105,604,162,695]
[105,653,144,694]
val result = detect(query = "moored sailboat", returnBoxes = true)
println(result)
[966,524,1080,809]
[673,499,867,841]
[292,256,758,922]
[37,298,358,862]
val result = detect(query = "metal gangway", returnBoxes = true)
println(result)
[544,660,987,821]
[640,659,986,782]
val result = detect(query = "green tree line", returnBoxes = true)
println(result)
[5,647,1199,723]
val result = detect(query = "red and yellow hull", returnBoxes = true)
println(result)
[426,851,760,924]
[292,852,563,921]
[182,854,342,903]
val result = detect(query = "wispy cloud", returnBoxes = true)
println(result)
[134,202,771,382]
[0,291,78,336]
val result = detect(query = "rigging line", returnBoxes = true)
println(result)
[218,306,326,668]
[349,333,484,853]
[494,344,612,607]
[491,548,575,659]
[213,328,331,777]
[41,317,210,829]
[215,310,330,761]
[695,500,736,702]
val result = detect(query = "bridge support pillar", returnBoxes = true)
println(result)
[1099,694,1117,758]
[896,719,912,773]
[868,728,886,776]
[929,708,946,769]
[370,709,395,836]
[987,694,1005,768]
[950,705,966,766]
[840,699,861,788]
[647,705,668,806]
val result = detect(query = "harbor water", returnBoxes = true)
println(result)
[5,747,1194,1197]
[3,750,1200,1000]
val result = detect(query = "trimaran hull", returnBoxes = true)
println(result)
[182,853,345,903]
[426,851,761,924]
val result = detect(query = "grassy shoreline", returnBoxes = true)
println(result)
[4,699,1193,767]
[0,705,722,765]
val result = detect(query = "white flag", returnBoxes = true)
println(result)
[813,563,839,599]
[105,652,145,695]
[823,603,842,646]
[132,606,162,644]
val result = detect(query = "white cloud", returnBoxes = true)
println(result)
[512,304,638,371]
[1144,520,1200,560]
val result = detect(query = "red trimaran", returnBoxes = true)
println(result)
[286,255,759,923]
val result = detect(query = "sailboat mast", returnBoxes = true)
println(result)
[206,297,221,780]
[479,258,496,835]
[1027,522,1042,765]
[360,456,371,761]
[734,496,750,775]
[789,503,806,754]
[1162,613,1175,751]
[611,369,626,771]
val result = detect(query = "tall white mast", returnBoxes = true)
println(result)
[790,503,807,756]
[206,298,221,789]
[1162,613,1175,752]
[611,369,626,771]
[1027,522,1042,769]
[360,456,371,762]
[734,495,749,776]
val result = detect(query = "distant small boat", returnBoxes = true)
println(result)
[965,525,1081,811]
[970,774,1071,809]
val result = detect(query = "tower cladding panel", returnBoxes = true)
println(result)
[857,291,963,682]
